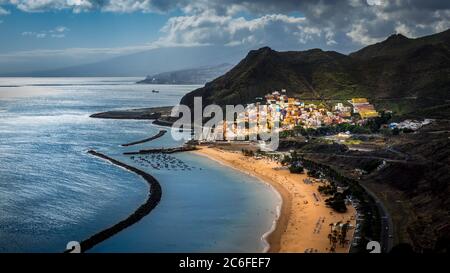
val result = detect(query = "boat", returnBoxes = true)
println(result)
[152,89,160,93]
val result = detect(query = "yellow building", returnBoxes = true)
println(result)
[351,98,369,104]
[359,110,379,119]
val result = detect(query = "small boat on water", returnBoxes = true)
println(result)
[152,89,160,93]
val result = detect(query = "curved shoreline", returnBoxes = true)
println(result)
[191,149,291,253]
[193,147,357,253]
[75,150,162,253]
[121,129,167,147]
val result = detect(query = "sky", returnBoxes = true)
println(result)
[0,0,449,73]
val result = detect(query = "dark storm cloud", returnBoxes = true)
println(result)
[1,0,449,49]
[155,0,450,47]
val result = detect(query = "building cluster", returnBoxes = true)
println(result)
[263,90,353,130]
[211,90,381,140]
[244,91,379,130]
[389,119,433,131]
[349,98,379,119]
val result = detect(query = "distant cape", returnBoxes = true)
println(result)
[137,63,234,85]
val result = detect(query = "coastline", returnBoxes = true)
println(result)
[87,105,355,253]
[192,149,286,253]
[90,106,173,120]
[193,147,356,253]
[90,106,177,127]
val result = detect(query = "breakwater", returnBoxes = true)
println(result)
[69,150,162,253]
[121,130,167,147]
[123,146,197,155]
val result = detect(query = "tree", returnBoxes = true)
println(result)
[332,230,338,249]
[281,155,292,165]
[325,193,348,213]
[307,169,321,178]
[289,165,304,174]
[402,128,414,133]
[340,221,350,246]
[241,149,254,157]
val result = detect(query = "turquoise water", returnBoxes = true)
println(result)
[0,78,280,253]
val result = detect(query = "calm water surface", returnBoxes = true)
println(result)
[0,78,280,252]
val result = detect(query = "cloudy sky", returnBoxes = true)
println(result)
[0,0,449,73]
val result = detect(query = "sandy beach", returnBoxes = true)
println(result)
[193,146,356,253]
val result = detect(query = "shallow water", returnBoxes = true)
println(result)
[0,78,280,252]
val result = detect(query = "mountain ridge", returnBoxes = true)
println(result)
[180,29,450,117]
[2,46,247,77]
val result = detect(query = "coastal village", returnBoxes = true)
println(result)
[215,89,381,140]
[107,85,440,253]
[194,89,392,252]
[194,84,445,253]
[90,85,440,254]
[193,88,436,253]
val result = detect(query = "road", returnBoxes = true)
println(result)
[358,183,394,253]
[297,151,421,165]
[300,152,396,252]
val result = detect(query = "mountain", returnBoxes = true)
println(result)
[4,46,247,77]
[177,29,450,252]
[136,63,234,84]
[349,30,450,59]
[349,30,450,103]
[180,29,450,116]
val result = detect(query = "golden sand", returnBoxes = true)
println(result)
[193,147,356,253]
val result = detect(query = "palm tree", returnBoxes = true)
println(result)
[332,237,338,250]
[330,246,335,253]
[339,221,350,246]
[332,230,338,249]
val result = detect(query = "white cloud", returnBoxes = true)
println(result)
[21,26,70,39]
[346,24,384,46]
[0,0,449,56]
[395,23,419,38]
[0,44,157,60]
[0,6,9,15]
[53,26,69,32]
[366,0,384,6]
[432,10,450,33]
[155,12,335,49]
[101,0,155,13]
[4,0,168,13]
[21,31,45,38]
[151,1,450,50]
[11,0,95,13]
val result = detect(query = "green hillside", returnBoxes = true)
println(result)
[180,29,450,118]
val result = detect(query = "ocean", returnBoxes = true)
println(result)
[0,77,280,253]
